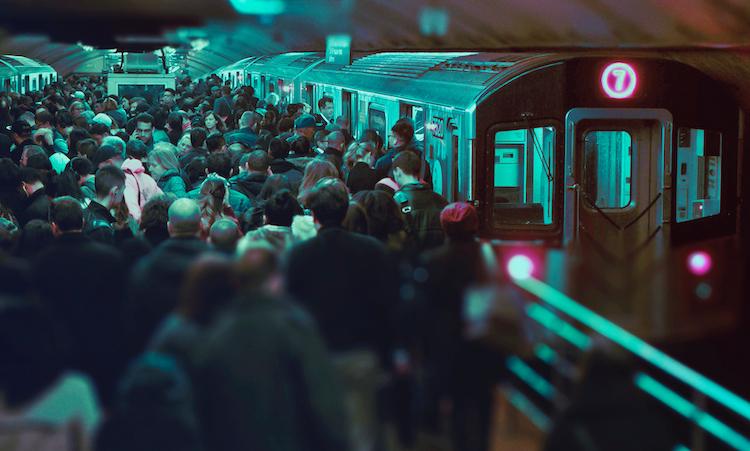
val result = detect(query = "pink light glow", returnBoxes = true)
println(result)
[601,62,637,99]
[508,254,535,280]
[687,251,712,276]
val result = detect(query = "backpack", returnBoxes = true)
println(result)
[394,184,447,253]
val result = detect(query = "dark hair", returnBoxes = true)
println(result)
[0,158,20,191]
[258,174,292,201]
[277,117,294,133]
[391,118,414,145]
[290,136,311,156]
[392,150,421,177]
[268,137,290,160]
[20,166,42,184]
[36,110,53,126]
[178,255,237,325]
[49,196,83,231]
[166,112,183,145]
[139,195,174,246]
[221,85,231,96]
[342,201,369,235]
[49,168,83,200]
[70,156,94,177]
[306,177,349,228]
[246,150,270,172]
[185,156,207,188]
[352,190,405,242]
[135,112,154,126]
[206,133,225,153]
[125,139,147,160]
[55,110,73,128]
[206,152,232,178]
[94,165,126,198]
[190,127,207,148]
[264,189,302,227]
[361,129,384,151]
[17,220,54,259]
[69,128,92,155]
[318,96,333,110]
[90,122,110,136]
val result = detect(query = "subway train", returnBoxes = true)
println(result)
[0,54,57,94]
[209,51,743,344]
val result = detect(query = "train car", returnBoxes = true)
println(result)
[243,51,742,344]
[0,55,57,94]
[216,56,259,89]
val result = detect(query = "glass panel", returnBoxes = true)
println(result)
[413,106,424,143]
[493,126,555,226]
[676,128,722,222]
[582,131,632,209]
[368,105,386,139]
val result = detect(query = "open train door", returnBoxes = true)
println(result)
[564,109,671,261]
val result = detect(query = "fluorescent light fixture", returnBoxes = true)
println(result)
[635,373,750,450]
[507,356,556,400]
[515,277,750,421]
[534,343,558,365]
[190,39,210,52]
[229,0,286,15]
[525,303,592,350]
[500,386,550,431]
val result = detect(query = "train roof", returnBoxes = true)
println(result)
[0,55,56,75]
[302,52,547,109]
[220,56,259,73]
[244,52,324,80]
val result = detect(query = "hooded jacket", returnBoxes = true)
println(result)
[122,158,163,222]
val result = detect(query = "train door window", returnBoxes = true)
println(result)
[676,128,721,222]
[4,79,10,92]
[582,131,632,209]
[304,84,314,106]
[493,126,555,226]
[368,104,387,139]
[342,91,352,125]
[38,74,43,90]
[260,75,266,96]
[399,104,425,143]
[24,76,29,92]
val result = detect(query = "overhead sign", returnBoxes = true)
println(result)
[601,62,637,99]
[326,34,352,66]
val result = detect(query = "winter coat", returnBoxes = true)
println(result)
[229,172,267,200]
[157,169,188,198]
[122,158,163,222]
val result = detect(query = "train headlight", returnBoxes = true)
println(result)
[508,255,535,280]
[687,251,712,276]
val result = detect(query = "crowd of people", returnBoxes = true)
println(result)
[0,74,506,451]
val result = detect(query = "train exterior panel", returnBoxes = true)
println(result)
[0,55,56,94]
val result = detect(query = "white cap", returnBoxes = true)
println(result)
[92,113,113,128]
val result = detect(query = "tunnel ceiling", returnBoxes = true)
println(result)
[2,0,750,105]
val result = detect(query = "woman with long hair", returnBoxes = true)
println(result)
[198,175,237,235]
[203,111,226,135]
[297,159,339,208]
[165,112,184,146]
[148,143,187,197]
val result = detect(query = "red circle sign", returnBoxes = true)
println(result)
[601,62,637,99]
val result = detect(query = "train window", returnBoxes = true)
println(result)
[342,91,352,125]
[676,128,722,222]
[400,104,425,143]
[493,127,555,226]
[368,104,387,139]
[582,131,632,209]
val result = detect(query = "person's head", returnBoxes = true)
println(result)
[440,202,479,241]
[294,114,316,139]
[101,135,126,158]
[342,201,369,235]
[277,117,294,134]
[134,112,154,144]
[69,101,85,118]
[35,109,53,129]
[177,254,238,325]
[49,196,84,236]
[313,130,329,150]
[0,158,20,193]
[91,144,123,169]
[390,117,414,148]
[185,156,207,187]
[205,133,226,153]
[290,135,311,156]
[268,137,290,160]
[167,198,202,238]
[258,174,293,200]
[306,177,349,228]
[182,126,203,149]
[55,110,73,136]
[318,96,334,121]
[139,195,175,245]
[20,145,47,168]
[264,189,302,227]
[198,176,230,224]
[20,167,44,196]
[9,120,32,144]
[245,150,270,175]
[160,88,176,107]
[299,159,339,196]
[206,151,233,179]
[392,150,421,186]
[33,128,54,149]
[70,156,94,182]
[177,133,193,154]
[352,190,405,242]
[235,241,280,293]
[89,123,110,145]
[325,131,345,152]
[17,220,54,258]
[209,219,242,255]
[94,165,126,206]
[126,139,148,161]
[148,143,181,180]
[203,112,224,132]
[238,111,256,130]
[69,127,92,155]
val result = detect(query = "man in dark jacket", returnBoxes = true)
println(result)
[32,196,128,407]
[374,118,432,186]
[7,120,34,165]
[392,150,447,254]
[284,178,397,358]
[268,137,303,191]
[84,165,133,245]
[125,198,209,358]
[17,167,50,226]
[320,130,345,172]
[194,244,349,451]
[230,150,269,200]
[224,111,258,149]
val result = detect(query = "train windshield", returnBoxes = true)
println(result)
[582,131,632,209]
[492,126,555,226]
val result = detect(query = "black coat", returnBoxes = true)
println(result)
[230,172,267,200]
[18,188,50,226]
[31,232,128,406]
[284,227,398,359]
[393,182,448,254]
[346,162,377,194]
[269,158,303,192]
[125,237,209,358]
[83,201,133,246]
[193,292,349,451]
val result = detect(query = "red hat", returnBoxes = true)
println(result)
[440,202,478,238]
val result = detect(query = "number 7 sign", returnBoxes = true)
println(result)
[601,62,637,99]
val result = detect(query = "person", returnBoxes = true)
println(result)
[267,137,303,192]
[224,111,257,149]
[122,139,163,222]
[165,112,184,146]
[84,165,132,245]
[71,156,96,201]
[91,144,124,169]
[179,127,208,168]
[208,218,243,255]
[297,159,339,207]
[125,198,209,359]
[237,189,302,253]
[392,150,447,254]
[315,95,334,128]
[0,158,24,216]
[131,112,156,151]
[32,196,128,406]
[203,111,226,135]
[6,120,33,164]
[138,195,175,248]
[149,143,188,198]
[205,133,227,154]
[230,150,269,200]
[197,175,238,234]
[212,85,234,115]
[352,190,406,252]
[321,130,345,171]
[374,118,431,186]
[193,243,350,451]
[345,142,378,194]
[188,152,250,216]
[18,167,50,226]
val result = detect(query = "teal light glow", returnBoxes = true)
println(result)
[525,303,592,350]
[507,356,556,400]
[508,254,534,279]
[502,387,550,431]
[534,343,558,365]
[673,445,690,451]
[515,277,750,422]
[229,0,285,15]
[635,373,750,450]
